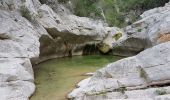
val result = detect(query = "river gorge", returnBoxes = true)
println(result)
[0,0,170,100]
[31,55,122,100]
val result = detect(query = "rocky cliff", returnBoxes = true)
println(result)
[100,2,170,56]
[0,0,117,100]
[68,2,170,100]
[0,0,170,100]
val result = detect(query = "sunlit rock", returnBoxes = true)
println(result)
[0,0,117,99]
[68,41,170,100]
[98,27,124,54]
[109,2,170,56]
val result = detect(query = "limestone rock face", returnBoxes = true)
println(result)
[0,0,115,100]
[68,2,170,100]
[37,4,109,60]
[109,2,170,56]
[0,9,42,100]
[1,0,170,100]
[0,58,35,100]
[97,27,124,54]
[68,41,170,100]
[38,4,106,38]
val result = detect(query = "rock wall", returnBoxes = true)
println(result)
[68,2,170,100]
[0,0,115,99]
[1,0,170,99]
[68,40,170,100]
[125,2,170,46]
[99,2,170,56]
[0,9,42,100]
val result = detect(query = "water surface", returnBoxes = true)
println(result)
[31,55,122,100]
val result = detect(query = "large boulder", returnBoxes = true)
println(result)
[103,2,170,56]
[0,9,42,100]
[97,27,124,54]
[0,58,35,100]
[68,41,170,100]
[0,1,48,99]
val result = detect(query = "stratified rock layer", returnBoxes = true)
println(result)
[0,0,114,100]
[1,0,170,100]
[68,41,170,100]
[0,9,41,100]
[107,2,170,56]
[68,2,170,98]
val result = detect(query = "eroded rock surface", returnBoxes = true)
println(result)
[0,9,41,100]
[36,3,110,61]
[68,2,170,100]
[0,0,114,100]
[105,2,170,56]
[68,41,170,100]
[1,0,170,100]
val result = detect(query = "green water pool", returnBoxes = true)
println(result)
[31,55,122,100]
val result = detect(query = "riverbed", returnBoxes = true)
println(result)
[31,55,122,100]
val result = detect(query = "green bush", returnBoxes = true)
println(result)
[155,88,167,95]
[58,0,69,3]
[20,6,32,21]
[138,66,148,80]
[137,28,142,32]
[71,0,169,27]
[20,5,38,25]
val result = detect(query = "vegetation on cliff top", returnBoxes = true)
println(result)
[60,0,169,27]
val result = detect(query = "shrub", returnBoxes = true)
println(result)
[20,5,38,25]
[138,66,148,80]
[155,88,167,95]
[20,5,32,21]
[118,86,127,94]
[137,28,142,32]
[71,0,169,27]
[58,0,69,3]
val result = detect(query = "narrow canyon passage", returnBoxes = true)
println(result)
[30,55,122,100]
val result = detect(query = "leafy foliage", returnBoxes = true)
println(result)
[20,5,38,25]
[70,0,169,27]
[155,88,167,95]
[20,5,32,21]
[139,66,148,80]
[58,0,69,3]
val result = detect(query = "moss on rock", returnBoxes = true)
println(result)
[97,43,110,54]
[113,32,122,41]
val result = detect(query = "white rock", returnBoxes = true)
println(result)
[37,4,109,42]
[77,77,91,88]
[110,2,170,56]
[0,81,35,100]
[83,73,94,76]
[0,0,119,100]
[68,42,170,100]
